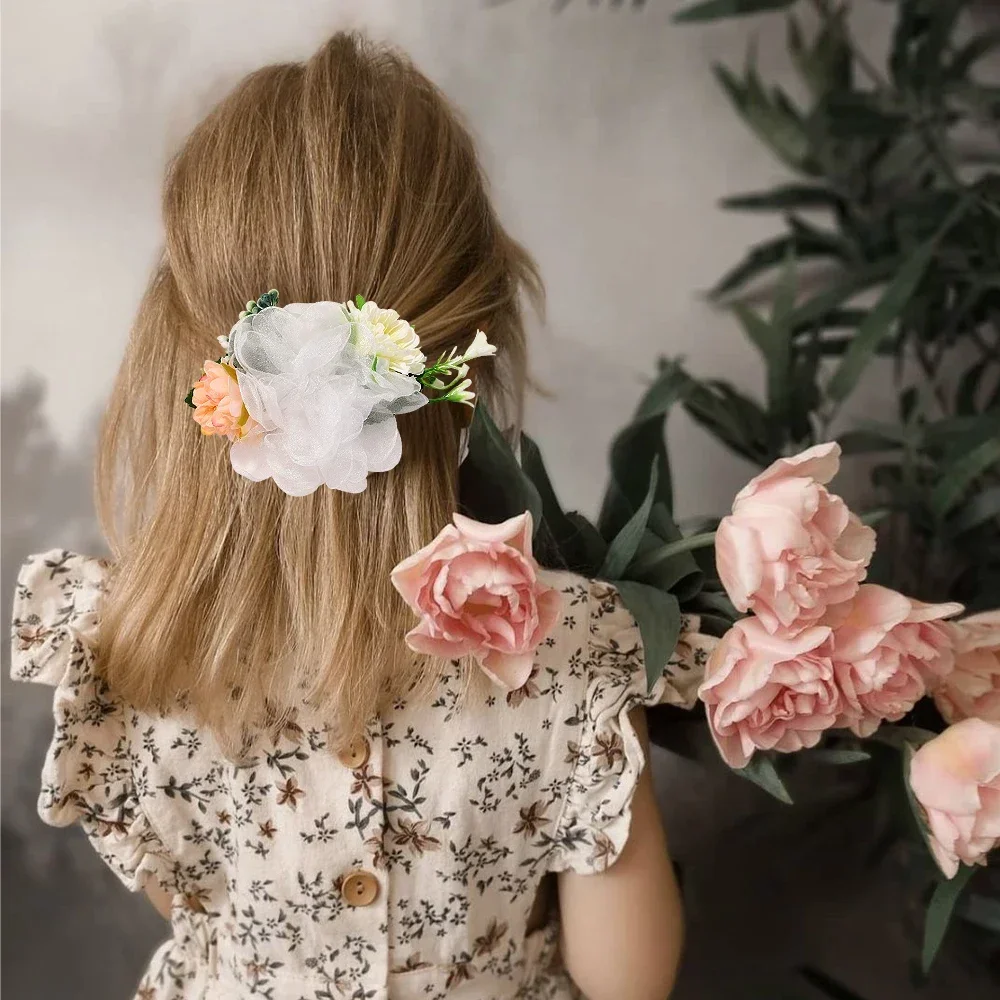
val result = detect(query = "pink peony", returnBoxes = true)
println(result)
[698,617,842,768]
[715,442,876,635]
[823,585,962,737]
[908,718,1000,878]
[390,511,562,690]
[191,360,257,441]
[934,611,1000,724]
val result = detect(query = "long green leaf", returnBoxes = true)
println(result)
[611,581,681,690]
[737,754,793,804]
[683,379,776,464]
[713,63,813,174]
[600,466,659,579]
[598,361,689,538]
[673,0,795,24]
[816,91,906,139]
[712,233,842,298]
[923,866,976,973]
[459,404,542,527]
[798,966,872,1000]
[826,236,943,403]
[948,28,1000,80]
[789,262,900,330]
[720,183,840,212]
[950,487,1000,535]
[519,432,587,570]
[930,438,1000,518]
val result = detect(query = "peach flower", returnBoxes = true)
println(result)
[390,511,562,690]
[908,718,1000,878]
[715,442,876,635]
[699,617,841,768]
[824,585,962,737]
[934,611,1000,724]
[191,360,256,441]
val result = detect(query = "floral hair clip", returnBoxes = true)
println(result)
[186,291,496,496]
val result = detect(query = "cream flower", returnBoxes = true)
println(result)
[461,330,497,361]
[347,300,426,376]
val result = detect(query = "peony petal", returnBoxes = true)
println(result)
[479,650,535,691]
[403,623,475,661]
[733,441,841,503]
[452,511,533,556]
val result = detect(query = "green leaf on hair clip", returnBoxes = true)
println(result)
[184,387,196,409]
[355,294,366,309]
[239,289,280,320]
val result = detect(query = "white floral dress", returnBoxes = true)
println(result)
[11,551,714,1000]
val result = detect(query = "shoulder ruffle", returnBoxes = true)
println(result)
[548,579,716,875]
[11,550,108,686]
[11,550,173,892]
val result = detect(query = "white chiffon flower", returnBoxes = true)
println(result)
[227,301,426,496]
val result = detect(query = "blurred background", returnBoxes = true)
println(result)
[2,1,998,998]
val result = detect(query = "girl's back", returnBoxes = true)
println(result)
[11,32,691,1000]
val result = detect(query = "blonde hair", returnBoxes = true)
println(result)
[96,32,541,753]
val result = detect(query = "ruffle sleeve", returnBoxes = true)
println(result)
[548,579,716,875]
[10,550,173,893]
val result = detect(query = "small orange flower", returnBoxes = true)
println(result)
[258,820,277,839]
[190,360,257,441]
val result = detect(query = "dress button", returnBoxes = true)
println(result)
[341,869,379,907]
[337,736,370,770]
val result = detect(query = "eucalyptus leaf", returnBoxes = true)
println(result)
[810,749,871,765]
[600,466,659,579]
[611,580,681,691]
[922,866,976,974]
[598,361,689,538]
[736,754,793,804]
[459,404,542,528]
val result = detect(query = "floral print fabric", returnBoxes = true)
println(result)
[11,550,714,1000]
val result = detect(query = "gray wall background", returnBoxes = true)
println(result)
[2,2,996,998]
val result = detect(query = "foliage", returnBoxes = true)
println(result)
[668,0,1000,612]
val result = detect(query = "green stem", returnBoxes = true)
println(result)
[631,531,717,576]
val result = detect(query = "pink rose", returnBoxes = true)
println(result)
[934,611,1000,724]
[824,585,962,737]
[698,617,841,768]
[715,442,876,634]
[390,511,562,690]
[191,360,257,441]
[908,718,1000,878]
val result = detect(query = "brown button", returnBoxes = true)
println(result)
[341,869,379,907]
[337,736,370,770]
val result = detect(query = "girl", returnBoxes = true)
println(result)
[11,32,692,1000]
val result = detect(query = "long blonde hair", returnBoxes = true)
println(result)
[96,32,541,752]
